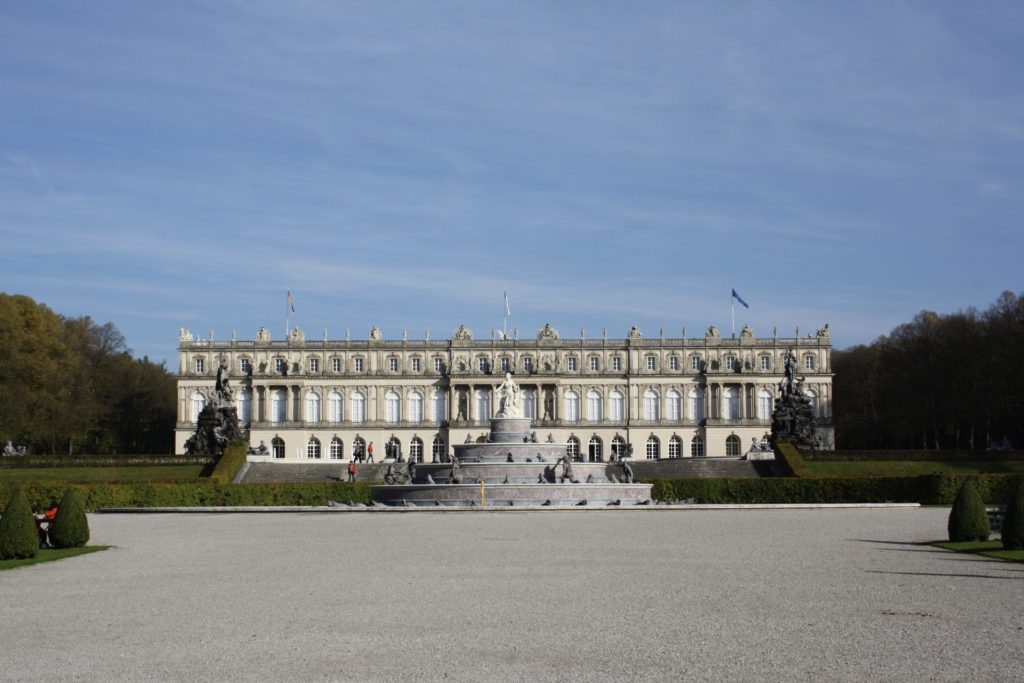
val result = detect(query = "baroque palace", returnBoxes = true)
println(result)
[175,323,835,460]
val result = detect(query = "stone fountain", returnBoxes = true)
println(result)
[370,373,652,507]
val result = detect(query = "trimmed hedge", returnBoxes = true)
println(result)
[1,481,374,511]
[645,473,1018,506]
[773,442,812,478]
[1001,477,1024,550]
[50,488,90,548]
[804,450,1024,462]
[947,478,990,542]
[0,487,39,559]
[0,454,214,469]
[209,440,250,483]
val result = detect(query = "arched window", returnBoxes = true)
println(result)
[722,387,739,420]
[688,388,705,421]
[386,436,401,460]
[432,436,445,462]
[806,389,819,417]
[726,435,741,456]
[669,435,683,458]
[305,391,321,423]
[644,390,660,421]
[271,437,285,459]
[191,392,206,424]
[386,391,401,424]
[410,437,424,463]
[238,390,252,424]
[586,390,603,422]
[475,389,491,424]
[271,389,287,423]
[758,389,773,420]
[352,436,366,460]
[329,437,343,459]
[691,436,705,458]
[611,436,626,459]
[609,390,625,422]
[588,436,603,462]
[566,436,580,460]
[307,437,321,459]
[646,436,660,459]
[350,392,366,424]
[667,390,682,421]
[564,390,580,422]
[522,389,535,419]
[329,391,343,423]
[432,390,446,423]
[408,391,423,423]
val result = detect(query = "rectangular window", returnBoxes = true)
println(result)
[805,355,816,370]
[523,357,533,372]
[332,358,341,373]
[669,356,679,371]
[309,358,319,373]
[354,357,364,372]
[240,358,250,374]
[646,356,656,371]
[691,356,701,371]
[500,357,509,372]
[479,357,489,373]
[567,357,578,371]
[760,356,770,371]
[274,358,285,374]
[412,357,421,372]
[389,358,398,372]
[433,357,444,373]
[611,357,622,371]
[195,358,205,374]
[589,357,599,371]
[726,356,736,370]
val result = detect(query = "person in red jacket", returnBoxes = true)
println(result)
[366,442,374,463]
[347,460,357,482]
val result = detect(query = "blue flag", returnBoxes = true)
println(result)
[731,289,749,308]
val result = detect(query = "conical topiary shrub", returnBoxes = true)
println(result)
[1000,477,1024,551]
[50,488,89,549]
[947,478,990,542]
[0,488,40,560]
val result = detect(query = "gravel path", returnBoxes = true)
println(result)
[1,508,1021,682]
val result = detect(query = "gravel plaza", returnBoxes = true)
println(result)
[1,507,1021,682]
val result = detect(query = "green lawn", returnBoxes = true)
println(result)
[0,545,111,571]
[932,540,1024,563]
[0,465,207,483]
[804,460,1024,477]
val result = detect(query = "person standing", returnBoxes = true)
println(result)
[367,442,374,463]
[347,460,357,483]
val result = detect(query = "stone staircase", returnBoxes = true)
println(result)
[627,457,775,479]
[241,461,390,484]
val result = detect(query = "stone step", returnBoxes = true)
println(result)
[627,458,773,479]
[241,462,392,484]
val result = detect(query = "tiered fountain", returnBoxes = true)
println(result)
[370,373,652,507]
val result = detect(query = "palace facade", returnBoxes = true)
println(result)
[174,323,835,460]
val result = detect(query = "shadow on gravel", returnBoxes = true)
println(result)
[867,570,1023,581]
[853,539,933,546]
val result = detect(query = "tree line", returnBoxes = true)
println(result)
[0,294,176,455]
[833,291,1024,451]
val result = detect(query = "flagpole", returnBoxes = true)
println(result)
[731,297,735,338]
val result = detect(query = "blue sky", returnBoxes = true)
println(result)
[2,2,1021,366]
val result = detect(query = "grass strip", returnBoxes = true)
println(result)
[0,545,111,571]
[932,540,1024,563]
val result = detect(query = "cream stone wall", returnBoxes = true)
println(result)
[174,324,835,459]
